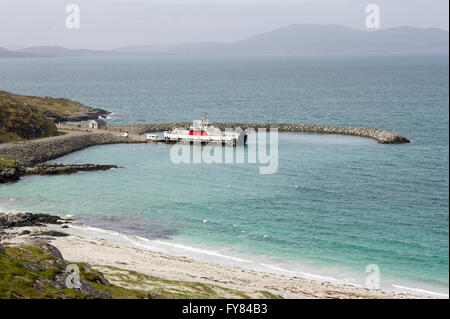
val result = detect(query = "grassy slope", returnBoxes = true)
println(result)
[0,246,87,298]
[0,90,82,118]
[91,265,281,299]
[0,92,59,143]
[0,245,281,299]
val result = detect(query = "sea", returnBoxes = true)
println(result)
[0,55,448,297]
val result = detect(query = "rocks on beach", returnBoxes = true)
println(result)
[0,166,20,183]
[0,212,75,246]
[0,212,62,229]
[46,107,110,123]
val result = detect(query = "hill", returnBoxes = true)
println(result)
[0,90,110,123]
[3,25,448,58]
[0,94,58,143]
[0,47,42,58]
[18,45,115,57]
[120,25,449,56]
[0,90,110,142]
[231,24,449,55]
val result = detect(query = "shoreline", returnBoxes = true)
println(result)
[62,222,448,299]
[0,124,432,299]
[0,212,422,299]
[1,211,442,299]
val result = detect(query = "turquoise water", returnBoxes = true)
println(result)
[0,55,448,296]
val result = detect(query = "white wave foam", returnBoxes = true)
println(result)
[60,223,449,298]
[299,272,353,284]
[151,240,253,263]
[135,235,150,242]
[69,224,253,263]
[259,263,347,284]
[260,263,294,273]
[70,224,131,242]
[392,284,449,298]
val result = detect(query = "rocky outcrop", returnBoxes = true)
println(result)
[0,166,20,183]
[23,163,120,176]
[1,162,120,183]
[113,122,411,144]
[44,107,110,123]
[0,241,112,299]
[0,212,62,229]
[0,212,118,299]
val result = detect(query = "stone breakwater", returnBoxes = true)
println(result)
[0,131,139,167]
[0,131,139,183]
[0,122,409,183]
[113,122,411,144]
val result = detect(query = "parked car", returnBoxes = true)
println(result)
[146,134,158,141]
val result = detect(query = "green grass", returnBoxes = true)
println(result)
[0,157,17,168]
[0,245,282,299]
[91,265,282,299]
[0,246,141,299]
[0,92,59,143]
[0,246,85,298]
[0,90,81,116]
[0,132,24,143]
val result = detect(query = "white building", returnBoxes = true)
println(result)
[88,119,107,129]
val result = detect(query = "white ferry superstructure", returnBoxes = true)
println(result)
[164,113,247,146]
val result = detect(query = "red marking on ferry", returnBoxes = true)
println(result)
[189,131,208,136]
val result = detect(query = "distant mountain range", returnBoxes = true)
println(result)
[0,46,39,58]
[1,24,448,58]
[0,45,114,58]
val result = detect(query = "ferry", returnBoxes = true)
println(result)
[164,113,247,145]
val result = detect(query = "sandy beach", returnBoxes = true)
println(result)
[0,219,419,299]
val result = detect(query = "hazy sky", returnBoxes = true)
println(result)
[1,0,448,49]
